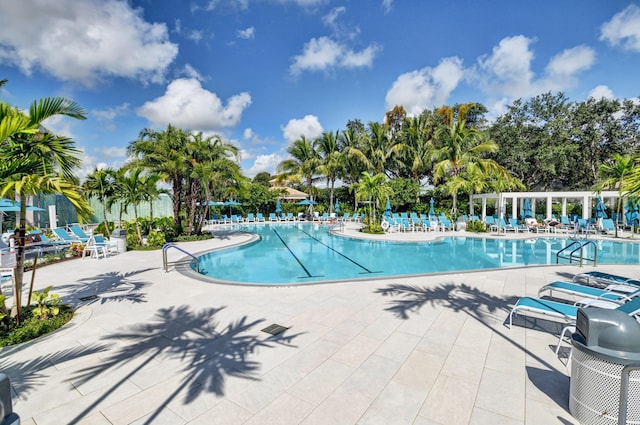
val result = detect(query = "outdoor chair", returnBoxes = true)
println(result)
[246,213,255,222]
[53,227,86,243]
[269,213,278,222]
[508,294,640,329]
[600,218,620,235]
[256,213,265,222]
[82,236,107,259]
[68,224,91,242]
[94,234,119,255]
[538,280,640,303]
[573,271,640,290]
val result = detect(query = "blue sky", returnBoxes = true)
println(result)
[1,0,639,181]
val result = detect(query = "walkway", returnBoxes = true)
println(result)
[1,224,639,424]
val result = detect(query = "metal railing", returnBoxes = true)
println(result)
[556,240,598,267]
[162,243,200,273]
[619,363,640,425]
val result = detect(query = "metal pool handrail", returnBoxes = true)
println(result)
[162,243,200,273]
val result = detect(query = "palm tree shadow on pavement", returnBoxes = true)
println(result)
[374,281,573,414]
[66,304,304,424]
[52,268,157,307]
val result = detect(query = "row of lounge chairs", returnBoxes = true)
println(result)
[508,271,640,353]
[382,213,455,232]
[209,212,363,224]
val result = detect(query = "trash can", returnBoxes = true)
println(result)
[110,228,127,253]
[569,307,640,424]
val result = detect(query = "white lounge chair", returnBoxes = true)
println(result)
[82,236,107,259]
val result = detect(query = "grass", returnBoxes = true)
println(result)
[0,305,74,347]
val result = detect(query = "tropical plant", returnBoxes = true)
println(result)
[277,136,321,201]
[354,172,393,229]
[83,167,116,235]
[593,153,635,237]
[117,168,148,245]
[31,286,61,320]
[316,131,343,213]
[0,97,91,323]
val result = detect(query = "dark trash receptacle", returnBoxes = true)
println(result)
[0,373,20,425]
[569,307,640,424]
[110,228,127,253]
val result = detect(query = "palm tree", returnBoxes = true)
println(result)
[127,125,190,231]
[339,128,369,209]
[277,136,321,201]
[316,131,343,213]
[83,167,116,234]
[593,153,635,237]
[432,105,502,216]
[0,98,91,321]
[355,172,393,228]
[117,168,148,245]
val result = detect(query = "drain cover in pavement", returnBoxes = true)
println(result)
[261,324,289,335]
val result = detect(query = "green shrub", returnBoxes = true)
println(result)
[361,222,385,234]
[146,229,166,247]
[466,220,487,233]
[31,286,61,319]
[0,305,73,347]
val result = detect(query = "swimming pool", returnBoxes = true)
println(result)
[193,223,640,285]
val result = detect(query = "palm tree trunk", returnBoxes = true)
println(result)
[102,200,110,235]
[134,206,142,245]
[12,197,27,322]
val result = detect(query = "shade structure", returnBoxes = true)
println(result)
[334,200,340,213]
[224,200,242,216]
[296,199,317,206]
[0,198,45,212]
[429,198,436,217]
[275,200,282,214]
[594,197,607,219]
[383,199,392,217]
[208,201,225,206]
[521,197,533,218]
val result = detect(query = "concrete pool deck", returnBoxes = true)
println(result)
[1,223,639,424]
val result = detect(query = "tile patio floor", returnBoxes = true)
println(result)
[2,224,639,424]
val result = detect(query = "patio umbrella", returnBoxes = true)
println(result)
[224,200,242,216]
[594,197,608,219]
[296,199,317,206]
[429,198,436,218]
[208,201,225,206]
[334,200,340,213]
[521,197,533,219]
[383,199,392,217]
[625,199,639,226]
[275,200,282,214]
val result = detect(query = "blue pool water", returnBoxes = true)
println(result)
[194,223,640,285]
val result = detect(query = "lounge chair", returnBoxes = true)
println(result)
[287,212,296,221]
[439,215,454,231]
[397,218,413,232]
[538,280,640,302]
[600,218,620,235]
[53,227,87,243]
[82,236,107,259]
[94,234,119,254]
[508,294,640,328]
[485,216,498,232]
[246,213,255,222]
[269,213,278,222]
[573,271,640,290]
[68,224,91,242]
[509,218,529,233]
[256,213,265,222]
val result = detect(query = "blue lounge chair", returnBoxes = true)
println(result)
[246,213,255,222]
[573,271,640,289]
[439,215,454,231]
[508,295,640,328]
[256,213,265,222]
[269,213,278,222]
[485,216,497,231]
[68,224,91,242]
[538,281,640,302]
[286,212,295,221]
[53,227,87,243]
[600,218,619,235]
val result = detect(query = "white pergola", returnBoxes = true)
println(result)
[470,190,621,221]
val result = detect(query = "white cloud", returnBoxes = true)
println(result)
[281,115,324,142]
[473,35,594,99]
[236,27,255,40]
[589,85,615,100]
[385,57,464,116]
[181,64,205,81]
[0,0,178,87]
[95,146,128,159]
[137,78,252,131]
[187,30,205,43]
[600,4,640,52]
[244,153,285,177]
[244,128,254,139]
[475,35,535,98]
[382,0,393,14]
[546,45,595,76]
[290,36,380,76]
[322,7,346,31]
[91,103,130,121]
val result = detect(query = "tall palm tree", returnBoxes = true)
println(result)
[83,167,116,234]
[0,98,91,321]
[316,131,343,213]
[339,128,370,209]
[432,106,502,216]
[355,172,393,227]
[117,168,148,245]
[127,125,190,231]
[277,136,321,201]
[593,153,635,237]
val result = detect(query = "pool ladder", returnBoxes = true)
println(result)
[556,240,598,267]
[162,243,200,273]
